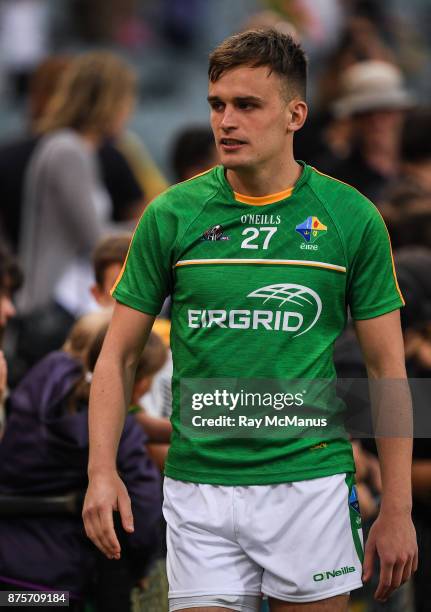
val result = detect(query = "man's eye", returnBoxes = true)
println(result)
[238,102,254,110]
[210,102,224,111]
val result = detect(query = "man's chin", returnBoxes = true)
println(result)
[220,155,251,171]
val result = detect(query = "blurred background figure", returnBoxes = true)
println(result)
[319,60,415,203]
[241,9,298,39]
[7,52,137,378]
[0,310,163,610]
[90,233,133,309]
[170,124,218,182]
[379,108,431,250]
[0,0,49,100]
[18,50,136,314]
[0,244,22,436]
[0,245,22,341]
[91,234,173,460]
[0,55,71,254]
[0,53,154,254]
[399,108,431,195]
[314,14,396,113]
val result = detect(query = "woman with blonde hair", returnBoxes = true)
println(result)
[17,52,137,356]
[36,51,136,139]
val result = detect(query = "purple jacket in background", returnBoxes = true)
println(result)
[0,351,162,596]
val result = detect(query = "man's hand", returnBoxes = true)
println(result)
[83,470,134,559]
[362,509,418,602]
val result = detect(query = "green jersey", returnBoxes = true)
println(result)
[112,162,403,485]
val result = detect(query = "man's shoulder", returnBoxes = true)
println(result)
[147,166,222,218]
[307,165,380,222]
[154,166,220,203]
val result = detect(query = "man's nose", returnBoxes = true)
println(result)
[220,106,237,131]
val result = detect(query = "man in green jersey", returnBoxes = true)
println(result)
[83,29,417,611]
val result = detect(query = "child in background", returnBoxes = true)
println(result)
[87,314,171,470]
[63,308,112,360]
[130,334,171,469]
[91,233,172,345]
[0,244,23,434]
[91,235,172,465]
[90,234,132,309]
[85,316,171,608]
[0,310,162,610]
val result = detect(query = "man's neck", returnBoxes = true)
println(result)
[226,158,302,197]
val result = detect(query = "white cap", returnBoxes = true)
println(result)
[333,60,415,118]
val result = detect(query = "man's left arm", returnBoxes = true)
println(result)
[354,309,418,603]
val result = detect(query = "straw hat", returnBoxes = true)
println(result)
[333,60,415,118]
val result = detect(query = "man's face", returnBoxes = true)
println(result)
[208,65,295,172]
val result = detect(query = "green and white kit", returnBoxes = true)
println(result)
[163,473,364,608]
[113,162,403,486]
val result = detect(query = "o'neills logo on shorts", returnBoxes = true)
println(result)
[313,566,356,582]
[188,284,322,338]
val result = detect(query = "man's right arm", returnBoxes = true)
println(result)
[83,302,155,559]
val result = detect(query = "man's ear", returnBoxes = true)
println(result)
[286,98,308,133]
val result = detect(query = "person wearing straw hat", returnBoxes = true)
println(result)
[328,60,415,202]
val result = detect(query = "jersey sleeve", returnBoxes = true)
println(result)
[111,198,176,315]
[347,208,404,320]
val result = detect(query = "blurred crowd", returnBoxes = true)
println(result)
[0,1,430,611]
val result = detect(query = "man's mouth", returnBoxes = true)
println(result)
[220,138,247,150]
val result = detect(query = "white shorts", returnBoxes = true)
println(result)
[163,473,363,611]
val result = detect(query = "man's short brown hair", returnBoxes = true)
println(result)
[208,28,307,100]
[92,233,132,287]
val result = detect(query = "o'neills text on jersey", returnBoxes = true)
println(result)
[240,214,281,225]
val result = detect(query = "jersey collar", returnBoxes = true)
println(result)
[217,161,310,206]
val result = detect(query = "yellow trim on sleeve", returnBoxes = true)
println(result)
[312,167,361,193]
[375,210,405,306]
[183,167,214,183]
[110,205,152,296]
[110,169,215,296]
[110,237,134,296]
[312,166,404,305]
